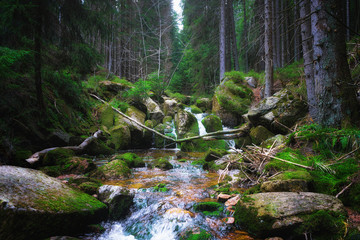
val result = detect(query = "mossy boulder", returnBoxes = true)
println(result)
[235,136,252,148]
[0,166,107,240]
[260,179,309,192]
[108,123,131,150]
[195,98,212,112]
[234,192,346,239]
[212,77,253,127]
[40,149,96,177]
[250,125,275,145]
[247,89,307,134]
[175,109,199,138]
[113,152,145,168]
[204,148,229,162]
[125,106,146,124]
[163,116,173,124]
[193,201,224,217]
[154,123,176,148]
[143,97,164,123]
[86,139,114,156]
[152,158,173,170]
[99,104,115,129]
[163,98,180,117]
[261,134,287,149]
[90,160,131,180]
[98,185,135,220]
[201,115,223,133]
[190,105,202,114]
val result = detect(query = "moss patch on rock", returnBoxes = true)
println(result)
[201,115,223,133]
[249,125,275,145]
[193,201,224,217]
[90,160,131,180]
[113,152,145,168]
[152,158,173,170]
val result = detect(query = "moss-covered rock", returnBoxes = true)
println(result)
[175,109,199,138]
[98,185,134,220]
[153,183,169,192]
[234,192,346,239]
[261,134,287,149]
[113,152,145,168]
[204,148,229,162]
[153,158,173,170]
[235,136,252,148]
[212,76,253,127]
[163,98,180,117]
[162,116,173,124]
[90,160,131,180]
[249,125,275,145]
[153,123,176,148]
[260,179,309,192]
[100,104,115,129]
[247,89,307,134]
[0,166,107,240]
[180,138,227,152]
[180,228,211,240]
[86,139,114,156]
[125,106,146,124]
[193,201,224,217]
[190,105,203,114]
[42,148,75,166]
[201,115,223,133]
[108,123,131,150]
[195,98,212,112]
[143,97,164,123]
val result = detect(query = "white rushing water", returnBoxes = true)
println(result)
[184,107,208,136]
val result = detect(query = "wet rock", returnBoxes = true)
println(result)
[260,179,309,192]
[89,160,131,180]
[190,104,203,114]
[234,192,346,238]
[163,99,180,117]
[217,193,232,203]
[143,97,164,123]
[249,125,275,145]
[201,115,223,133]
[112,152,145,168]
[0,166,107,240]
[225,195,240,207]
[108,123,131,150]
[165,208,194,218]
[175,109,198,138]
[152,158,173,170]
[98,185,135,220]
[195,97,212,112]
[224,216,235,224]
[204,149,229,162]
[247,89,307,134]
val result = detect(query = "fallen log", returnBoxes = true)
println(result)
[26,130,102,164]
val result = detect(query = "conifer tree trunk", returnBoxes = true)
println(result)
[274,0,281,68]
[219,0,226,82]
[264,0,273,97]
[242,0,248,72]
[299,0,317,121]
[311,0,358,126]
[34,0,45,112]
[229,0,239,71]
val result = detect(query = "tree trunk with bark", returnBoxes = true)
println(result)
[311,0,358,126]
[299,0,317,121]
[35,0,45,112]
[242,0,248,72]
[264,0,274,97]
[219,0,226,82]
[229,0,240,71]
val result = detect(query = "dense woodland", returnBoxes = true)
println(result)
[3,0,360,239]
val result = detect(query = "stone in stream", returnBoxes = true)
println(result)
[165,208,195,218]
[142,97,164,123]
[217,193,232,203]
[0,166,107,240]
[89,159,132,180]
[201,115,223,133]
[234,192,347,239]
[98,185,135,220]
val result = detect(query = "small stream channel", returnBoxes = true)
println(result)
[83,110,250,240]
[84,150,252,240]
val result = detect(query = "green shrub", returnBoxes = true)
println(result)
[224,71,245,83]
[124,80,151,102]
[165,90,188,104]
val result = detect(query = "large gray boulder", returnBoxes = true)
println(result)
[98,185,135,220]
[175,109,199,138]
[163,98,180,117]
[234,192,346,238]
[247,89,307,134]
[143,97,164,123]
[0,166,107,240]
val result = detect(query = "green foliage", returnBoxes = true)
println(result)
[290,124,360,157]
[275,60,304,84]
[109,99,129,113]
[224,71,245,83]
[265,148,311,172]
[146,72,167,101]
[70,43,102,74]
[114,153,145,168]
[165,90,188,104]
[124,80,151,102]
[0,47,30,80]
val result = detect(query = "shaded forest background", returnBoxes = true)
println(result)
[1,0,360,163]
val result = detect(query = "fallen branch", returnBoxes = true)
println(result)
[336,182,353,198]
[26,130,103,164]
[258,153,314,170]
[327,147,360,166]
[90,94,248,143]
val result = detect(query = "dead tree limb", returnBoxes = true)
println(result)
[26,130,103,164]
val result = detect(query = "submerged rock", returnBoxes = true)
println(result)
[0,166,107,240]
[98,185,135,220]
[234,192,346,238]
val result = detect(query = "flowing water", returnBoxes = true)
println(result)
[84,150,253,240]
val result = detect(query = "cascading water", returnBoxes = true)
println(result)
[83,152,240,240]
[184,107,208,136]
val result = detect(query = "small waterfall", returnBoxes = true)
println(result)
[223,126,236,149]
[184,107,208,136]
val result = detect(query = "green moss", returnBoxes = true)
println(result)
[90,160,131,180]
[204,148,228,162]
[79,181,102,195]
[43,148,75,166]
[163,116,173,124]
[190,105,203,114]
[201,115,223,133]
[224,71,245,84]
[100,104,115,129]
[193,201,224,217]
[273,170,313,181]
[153,183,169,192]
[153,158,173,170]
[181,138,227,152]
[295,210,347,240]
[234,198,274,237]
[165,90,188,104]
[249,126,275,145]
[180,229,211,240]
[115,152,145,168]
[265,148,310,172]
